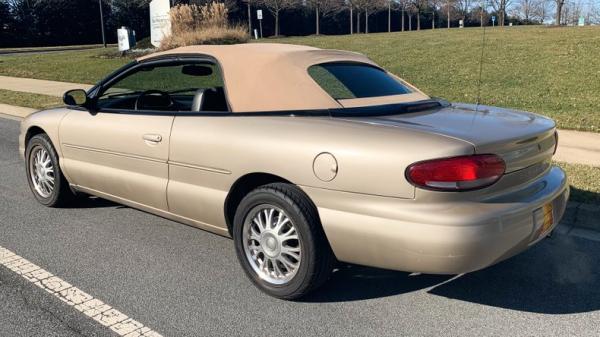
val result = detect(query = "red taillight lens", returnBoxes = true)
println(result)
[406,154,506,191]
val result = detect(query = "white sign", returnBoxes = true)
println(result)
[117,28,131,51]
[150,0,171,48]
[459,19,464,28]
[257,9,263,20]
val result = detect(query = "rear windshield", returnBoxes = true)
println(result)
[308,63,413,100]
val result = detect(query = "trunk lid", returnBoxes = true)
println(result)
[339,102,557,173]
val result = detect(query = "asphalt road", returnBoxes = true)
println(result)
[1,117,600,337]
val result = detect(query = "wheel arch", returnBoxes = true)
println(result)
[25,125,47,146]
[224,172,320,236]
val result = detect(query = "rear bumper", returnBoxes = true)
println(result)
[302,166,569,274]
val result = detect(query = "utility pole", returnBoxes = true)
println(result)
[98,0,106,48]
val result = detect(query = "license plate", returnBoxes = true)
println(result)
[533,203,554,239]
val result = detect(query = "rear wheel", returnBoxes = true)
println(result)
[25,134,76,207]
[233,183,335,300]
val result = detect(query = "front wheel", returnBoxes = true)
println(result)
[233,183,335,300]
[25,134,76,207]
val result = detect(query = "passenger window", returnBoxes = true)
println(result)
[308,62,413,100]
[97,62,229,112]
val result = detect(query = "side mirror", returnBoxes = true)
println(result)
[63,89,88,107]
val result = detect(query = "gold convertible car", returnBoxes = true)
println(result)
[20,44,569,299]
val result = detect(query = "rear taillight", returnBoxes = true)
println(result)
[406,154,506,191]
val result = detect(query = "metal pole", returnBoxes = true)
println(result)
[259,19,263,38]
[98,0,106,48]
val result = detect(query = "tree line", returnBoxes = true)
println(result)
[1,0,598,48]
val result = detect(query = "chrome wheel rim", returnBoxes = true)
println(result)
[242,205,302,285]
[29,146,55,198]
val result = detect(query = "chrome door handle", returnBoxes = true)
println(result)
[143,134,162,143]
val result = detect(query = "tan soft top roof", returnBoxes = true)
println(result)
[139,43,429,112]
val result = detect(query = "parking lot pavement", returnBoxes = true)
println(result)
[2,117,600,337]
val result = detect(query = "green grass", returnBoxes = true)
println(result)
[275,26,600,132]
[0,89,62,110]
[0,48,130,84]
[0,26,599,131]
[0,44,114,53]
[556,162,600,204]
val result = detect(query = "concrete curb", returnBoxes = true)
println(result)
[562,201,600,230]
[0,104,36,119]
[556,201,600,242]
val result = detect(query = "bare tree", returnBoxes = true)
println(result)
[555,0,565,24]
[589,2,600,24]
[259,0,299,36]
[445,0,454,27]
[242,0,260,34]
[410,0,426,30]
[305,0,343,35]
[396,0,411,31]
[491,0,512,25]
[430,0,443,28]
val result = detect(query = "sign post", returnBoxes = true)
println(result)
[257,9,263,38]
[150,0,171,48]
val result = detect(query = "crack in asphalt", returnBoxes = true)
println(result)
[0,267,89,337]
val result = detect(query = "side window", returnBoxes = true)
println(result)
[96,61,229,112]
[308,62,413,100]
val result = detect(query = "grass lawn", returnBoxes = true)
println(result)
[0,26,599,132]
[556,162,600,204]
[0,89,62,110]
[0,48,130,84]
[0,44,114,53]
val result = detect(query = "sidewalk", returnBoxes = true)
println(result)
[0,75,92,97]
[0,75,599,167]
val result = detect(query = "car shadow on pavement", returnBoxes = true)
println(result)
[63,196,120,209]
[301,264,454,303]
[305,235,600,314]
[429,234,600,314]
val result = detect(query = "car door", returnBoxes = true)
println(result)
[58,60,207,211]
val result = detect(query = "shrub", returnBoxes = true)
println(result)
[160,2,249,51]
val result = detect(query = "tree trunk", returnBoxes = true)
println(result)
[365,9,369,33]
[350,6,354,34]
[357,9,361,33]
[417,10,421,30]
[401,7,405,31]
[432,11,435,29]
[316,6,320,35]
[275,11,279,36]
[247,3,252,34]
[388,2,391,32]
[409,13,412,31]
[480,8,483,27]
[555,0,564,25]
[447,3,450,28]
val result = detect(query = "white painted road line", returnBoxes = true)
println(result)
[0,245,163,337]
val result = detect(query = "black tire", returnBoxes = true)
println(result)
[25,133,76,207]
[233,183,335,300]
